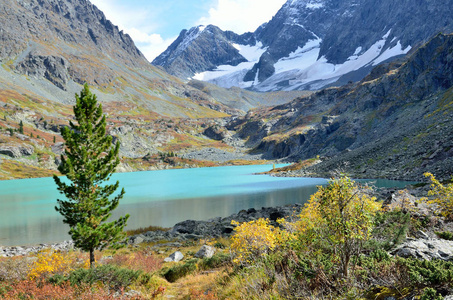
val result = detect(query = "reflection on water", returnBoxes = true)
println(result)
[114,185,320,230]
[0,165,415,246]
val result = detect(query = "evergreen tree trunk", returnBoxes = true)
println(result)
[90,248,95,268]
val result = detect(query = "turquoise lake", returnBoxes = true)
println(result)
[0,164,413,246]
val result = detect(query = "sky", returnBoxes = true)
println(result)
[89,0,287,62]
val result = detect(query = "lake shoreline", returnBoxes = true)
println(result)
[1,183,421,256]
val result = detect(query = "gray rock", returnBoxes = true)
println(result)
[391,238,453,261]
[195,245,215,258]
[128,235,144,245]
[415,230,429,240]
[16,53,70,90]
[0,240,74,257]
[51,142,64,155]
[0,145,34,158]
[164,251,184,262]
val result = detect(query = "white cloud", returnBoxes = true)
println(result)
[89,0,288,61]
[90,0,170,61]
[135,35,178,62]
[197,0,287,33]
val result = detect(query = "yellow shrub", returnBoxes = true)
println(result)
[424,172,453,220]
[28,250,76,281]
[230,218,281,266]
[296,176,381,277]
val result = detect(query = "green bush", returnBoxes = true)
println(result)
[398,258,453,287]
[368,210,410,251]
[213,241,226,249]
[49,265,142,291]
[199,252,231,270]
[162,260,197,283]
[420,287,442,300]
[435,231,453,241]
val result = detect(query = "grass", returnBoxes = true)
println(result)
[126,226,171,237]
[0,159,58,180]
[0,237,231,299]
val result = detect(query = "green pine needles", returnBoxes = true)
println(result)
[54,84,129,268]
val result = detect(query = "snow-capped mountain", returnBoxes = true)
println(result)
[153,0,453,92]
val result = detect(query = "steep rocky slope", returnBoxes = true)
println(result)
[228,33,453,181]
[0,0,241,118]
[153,0,453,92]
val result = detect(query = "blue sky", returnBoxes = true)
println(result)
[89,0,287,61]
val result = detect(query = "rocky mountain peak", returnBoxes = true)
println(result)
[153,0,453,92]
[153,24,256,80]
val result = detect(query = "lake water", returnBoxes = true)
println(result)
[0,164,413,246]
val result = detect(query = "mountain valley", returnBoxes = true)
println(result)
[0,0,452,183]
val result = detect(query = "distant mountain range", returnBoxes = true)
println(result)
[153,0,453,92]
[228,32,453,180]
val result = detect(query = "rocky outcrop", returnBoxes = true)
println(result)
[0,241,74,257]
[0,145,34,158]
[16,53,69,90]
[127,204,303,245]
[391,238,453,261]
[203,126,228,141]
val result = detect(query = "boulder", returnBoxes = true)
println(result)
[128,235,144,245]
[51,142,65,155]
[391,238,453,261]
[194,245,215,258]
[0,145,34,158]
[164,251,184,262]
[203,126,227,141]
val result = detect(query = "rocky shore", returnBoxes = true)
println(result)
[0,240,74,257]
[4,184,453,265]
[127,204,303,245]
[0,204,303,257]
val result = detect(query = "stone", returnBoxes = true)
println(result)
[391,238,453,261]
[414,230,429,239]
[51,142,65,155]
[128,236,144,245]
[194,245,215,259]
[0,145,34,158]
[164,251,184,262]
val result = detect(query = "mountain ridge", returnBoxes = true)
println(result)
[153,0,453,92]
[227,32,453,181]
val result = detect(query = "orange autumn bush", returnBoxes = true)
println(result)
[2,280,122,300]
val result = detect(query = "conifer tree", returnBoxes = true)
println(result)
[54,84,129,268]
[19,120,24,134]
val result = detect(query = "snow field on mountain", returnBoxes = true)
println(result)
[194,28,411,92]
[193,42,267,88]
